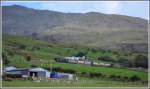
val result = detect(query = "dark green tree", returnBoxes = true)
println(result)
[134,55,148,68]
[130,75,141,81]
[25,55,32,61]
[118,58,131,67]
[75,51,87,57]
[19,44,26,49]
[2,52,10,65]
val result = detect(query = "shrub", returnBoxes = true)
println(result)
[98,56,114,62]
[31,64,38,68]
[109,74,117,80]
[89,72,103,78]
[75,51,87,57]
[130,75,141,81]
[122,76,129,81]
[19,44,26,49]
[80,72,89,77]
[2,52,10,65]
[134,55,148,68]
[25,55,32,61]
[117,58,132,67]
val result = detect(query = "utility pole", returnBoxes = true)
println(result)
[50,60,52,72]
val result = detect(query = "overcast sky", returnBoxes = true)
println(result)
[2,1,149,20]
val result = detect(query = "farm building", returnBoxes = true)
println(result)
[29,67,50,78]
[3,66,30,78]
[4,67,50,78]
[50,72,74,80]
[58,73,74,80]
[3,66,74,80]
[4,66,29,73]
[5,69,22,75]
[3,66,17,72]
[5,68,30,75]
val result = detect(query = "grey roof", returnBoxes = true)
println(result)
[29,67,49,72]
[4,66,17,71]
[5,70,22,75]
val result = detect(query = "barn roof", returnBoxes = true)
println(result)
[5,70,22,75]
[29,67,49,72]
[4,66,17,71]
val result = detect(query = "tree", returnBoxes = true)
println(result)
[25,55,32,61]
[134,55,148,68]
[2,52,10,65]
[130,75,141,81]
[19,44,26,49]
[75,52,87,57]
[98,56,114,62]
[118,58,131,67]
[31,64,37,68]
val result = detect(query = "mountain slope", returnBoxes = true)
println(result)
[2,5,148,52]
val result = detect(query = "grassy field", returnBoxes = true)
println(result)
[2,78,147,87]
[2,34,148,87]
[41,63,148,81]
[3,34,146,62]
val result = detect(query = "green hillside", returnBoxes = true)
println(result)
[3,5,148,52]
[2,34,148,81]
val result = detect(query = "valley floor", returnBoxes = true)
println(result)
[2,78,147,87]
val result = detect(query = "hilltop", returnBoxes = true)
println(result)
[2,5,148,52]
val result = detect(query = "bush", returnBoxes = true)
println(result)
[25,55,32,61]
[31,64,38,68]
[122,76,129,81]
[98,56,114,62]
[109,74,118,80]
[75,52,87,57]
[19,44,26,49]
[108,75,130,81]
[80,72,89,77]
[89,72,102,78]
[2,52,10,65]
[117,58,132,67]
[134,55,148,68]
[130,75,141,81]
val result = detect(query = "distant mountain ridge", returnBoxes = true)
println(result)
[2,5,148,52]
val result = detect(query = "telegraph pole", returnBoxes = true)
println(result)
[50,59,52,72]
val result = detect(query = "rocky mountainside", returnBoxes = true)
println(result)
[2,5,148,52]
